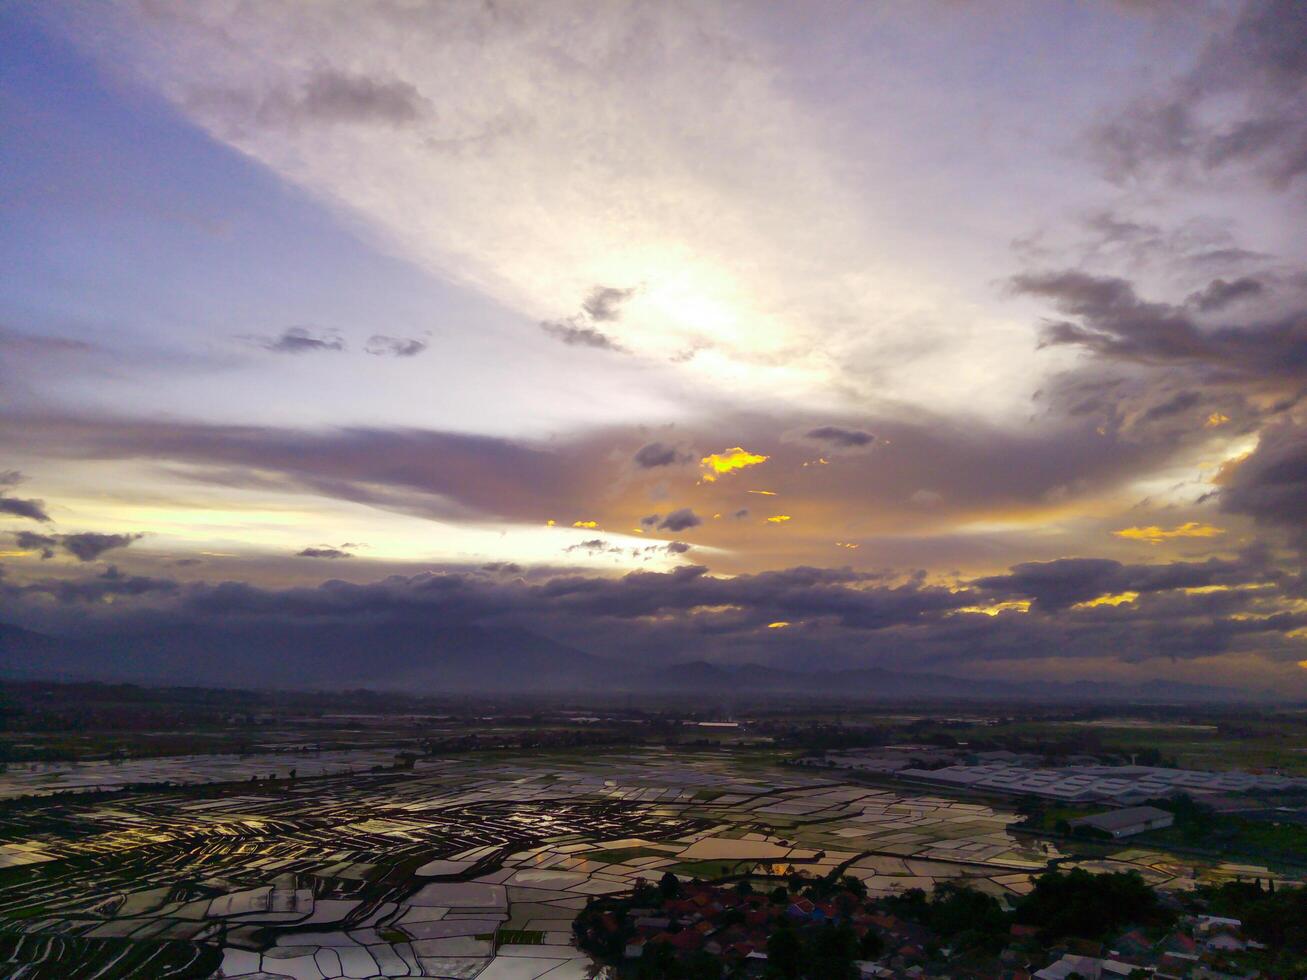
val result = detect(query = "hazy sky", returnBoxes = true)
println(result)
[4,1,1307,693]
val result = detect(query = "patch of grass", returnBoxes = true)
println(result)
[497,929,545,946]
[670,859,748,880]
[587,846,672,864]
[379,928,408,944]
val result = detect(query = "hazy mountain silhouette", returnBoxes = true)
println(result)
[0,620,1246,700]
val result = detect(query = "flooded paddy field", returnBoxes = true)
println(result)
[0,749,1295,978]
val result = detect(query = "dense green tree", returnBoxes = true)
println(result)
[803,922,859,980]
[659,871,682,900]
[765,923,802,979]
[1015,869,1172,940]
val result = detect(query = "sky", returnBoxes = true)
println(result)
[3,0,1307,694]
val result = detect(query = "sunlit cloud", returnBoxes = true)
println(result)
[954,600,1031,617]
[572,520,599,529]
[765,515,792,524]
[1205,412,1230,428]
[1113,523,1224,544]
[1073,592,1140,609]
[767,621,791,629]
[700,447,769,482]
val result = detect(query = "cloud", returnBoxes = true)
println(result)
[365,334,428,357]
[804,425,876,450]
[540,319,624,351]
[296,546,353,559]
[700,447,768,482]
[633,442,689,469]
[1219,418,1307,532]
[1012,270,1307,380]
[0,496,51,523]
[582,286,638,322]
[664,541,692,554]
[6,564,178,604]
[1114,522,1224,544]
[58,532,144,562]
[1186,277,1265,313]
[657,508,702,532]
[7,554,1303,680]
[1093,0,1307,188]
[973,554,1275,610]
[250,326,346,354]
[14,531,57,560]
[0,470,51,523]
[11,530,145,562]
[189,68,431,131]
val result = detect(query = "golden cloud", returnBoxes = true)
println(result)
[765,514,792,524]
[767,621,791,629]
[700,447,768,482]
[954,600,1031,617]
[572,520,599,529]
[1073,592,1140,609]
[1113,522,1223,544]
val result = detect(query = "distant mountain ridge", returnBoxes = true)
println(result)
[0,620,1252,701]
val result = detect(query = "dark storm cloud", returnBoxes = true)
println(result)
[296,546,353,559]
[1139,390,1203,422]
[14,531,57,560]
[251,326,346,354]
[0,470,51,523]
[540,319,625,351]
[1219,418,1307,530]
[1186,276,1265,313]
[0,407,1169,542]
[657,508,702,532]
[5,565,178,604]
[664,541,692,554]
[13,530,143,562]
[582,286,638,322]
[364,334,428,357]
[0,496,51,523]
[973,553,1276,610]
[59,532,143,562]
[564,538,615,554]
[0,415,597,526]
[1095,0,1307,187]
[804,426,876,450]
[190,69,431,130]
[1012,270,1307,378]
[8,554,1303,672]
[633,442,689,468]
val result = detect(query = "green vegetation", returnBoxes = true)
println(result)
[588,846,673,864]
[496,929,545,946]
[1137,793,1307,867]
[1014,868,1174,941]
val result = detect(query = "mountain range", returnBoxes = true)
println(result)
[0,621,1251,701]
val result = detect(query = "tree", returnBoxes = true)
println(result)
[859,929,884,959]
[766,923,802,979]
[1015,869,1172,941]
[803,922,859,980]
[659,871,682,900]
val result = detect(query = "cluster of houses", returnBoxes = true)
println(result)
[1029,914,1265,979]
[577,880,1270,979]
